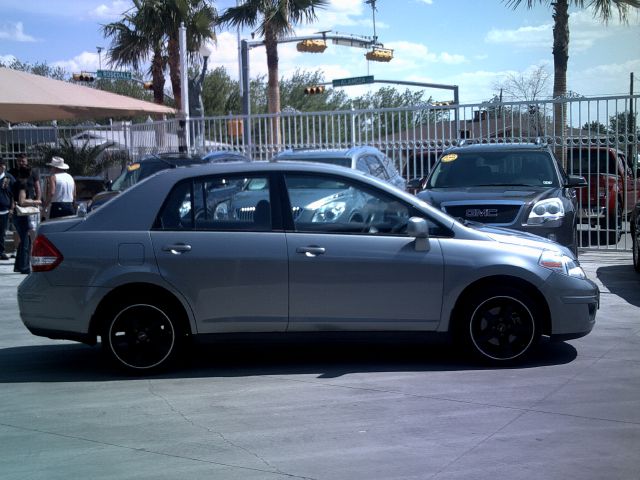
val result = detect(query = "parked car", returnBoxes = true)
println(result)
[88,151,249,211]
[417,143,587,256]
[631,201,640,273]
[273,146,406,190]
[18,161,599,373]
[566,147,640,244]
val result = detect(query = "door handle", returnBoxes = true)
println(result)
[162,243,192,254]
[296,246,326,257]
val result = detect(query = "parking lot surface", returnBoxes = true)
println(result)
[1,250,639,480]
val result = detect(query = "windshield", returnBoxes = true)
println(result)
[567,149,618,175]
[427,150,559,188]
[110,161,167,191]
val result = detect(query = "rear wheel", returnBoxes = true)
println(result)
[102,299,183,373]
[458,286,540,363]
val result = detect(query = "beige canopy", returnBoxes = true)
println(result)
[0,67,175,123]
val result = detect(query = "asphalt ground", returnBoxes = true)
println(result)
[0,250,639,480]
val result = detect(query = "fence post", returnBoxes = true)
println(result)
[350,107,356,147]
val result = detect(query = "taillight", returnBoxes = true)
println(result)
[31,235,63,272]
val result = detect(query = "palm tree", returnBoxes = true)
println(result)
[103,0,217,109]
[218,0,328,143]
[505,0,640,166]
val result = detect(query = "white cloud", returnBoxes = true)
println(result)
[0,54,17,64]
[417,0,434,4]
[89,1,131,20]
[485,24,551,49]
[52,51,100,73]
[485,6,640,52]
[386,40,467,66]
[0,22,36,42]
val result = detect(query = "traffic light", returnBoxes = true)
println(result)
[365,48,393,62]
[296,39,327,53]
[304,85,325,95]
[143,81,154,90]
[72,72,95,82]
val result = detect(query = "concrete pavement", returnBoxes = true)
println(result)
[0,251,639,480]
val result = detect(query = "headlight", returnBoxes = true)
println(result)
[310,201,346,223]
[527,198,565,225]
[214,201,229,220]
[539,250,586,279]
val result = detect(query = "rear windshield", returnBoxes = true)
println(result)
[567,149,618,175]
[428,151,559,188]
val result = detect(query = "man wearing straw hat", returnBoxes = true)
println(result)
[46,156,76,219]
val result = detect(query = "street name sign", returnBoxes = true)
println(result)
[97,70,132,80]
[332,75,374,87]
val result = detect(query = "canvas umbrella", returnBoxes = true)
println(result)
[0,67,175,123]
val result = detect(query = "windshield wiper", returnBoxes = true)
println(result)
[474,183,537,187]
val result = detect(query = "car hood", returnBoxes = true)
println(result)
[419,186,560,207]
[469,222,570,255]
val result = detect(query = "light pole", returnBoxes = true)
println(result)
[189,39,214,152]
[96,46,103,71]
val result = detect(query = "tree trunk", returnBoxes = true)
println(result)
[265,27,281,150]
[168,36,182,112]
[151,47,165,105]
[552,0,569,169]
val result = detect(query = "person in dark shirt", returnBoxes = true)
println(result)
[12,166,42,274]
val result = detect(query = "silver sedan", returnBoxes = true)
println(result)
[18,162,599,372]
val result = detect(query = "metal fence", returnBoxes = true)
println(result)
[2,94,638,250]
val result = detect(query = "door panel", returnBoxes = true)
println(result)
[151,231,288,333]
[287,233,443,331]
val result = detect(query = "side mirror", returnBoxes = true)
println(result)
[566,175,587,188]
[407,217,430,251]
[406,177,426,193]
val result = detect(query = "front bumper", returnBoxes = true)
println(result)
[541,271,599,339]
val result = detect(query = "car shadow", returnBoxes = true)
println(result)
[0,337,577,383]
[597,264,640,307]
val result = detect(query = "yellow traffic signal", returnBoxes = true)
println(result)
[296,39,327,53]
[143,81,154,90]
[365,48,393,62]
[72,72,95,82]
[304,85,326,95]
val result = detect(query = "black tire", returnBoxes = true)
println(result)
[457,286,540,363]
[102,299,183,373]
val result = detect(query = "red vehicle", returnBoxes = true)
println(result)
[567,147,640,244]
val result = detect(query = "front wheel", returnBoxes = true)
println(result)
[458,287,540,363]
[102,301,181,373]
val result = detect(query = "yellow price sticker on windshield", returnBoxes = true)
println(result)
[127,163,141,172]
[441,154,458,162]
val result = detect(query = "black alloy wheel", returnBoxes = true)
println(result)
[103,303,178,372]
[466,289,538,362]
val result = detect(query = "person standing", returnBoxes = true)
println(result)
[0,159,15,260]
[46,157,76,219]
[10,153,41,250]
[12,166,41,274]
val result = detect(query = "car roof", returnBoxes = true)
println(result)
[273,146,382,160]
[136,151,249,166]
[444,142,550,154]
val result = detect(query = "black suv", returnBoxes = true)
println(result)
[89,151,249,210]
[417,143,587,255]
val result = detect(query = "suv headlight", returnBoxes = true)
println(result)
[214,201,229,220]
[539,250,585,278]
[310,200,346,223]
[527,198,565,225]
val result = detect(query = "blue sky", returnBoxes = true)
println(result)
[0,0,638,104]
